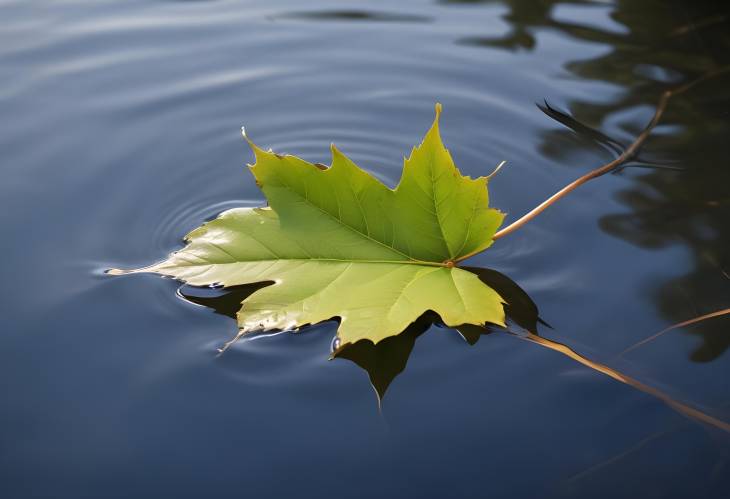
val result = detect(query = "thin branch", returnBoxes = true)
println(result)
[567,428,675,483]
[483,66,730,244]
[618,307,730,357]
[516,332,730,433]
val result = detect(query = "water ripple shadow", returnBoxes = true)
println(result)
[270,10,432,24]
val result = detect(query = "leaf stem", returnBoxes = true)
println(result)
[489,66,730,243]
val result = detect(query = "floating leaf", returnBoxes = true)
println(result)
[112,104,506,349]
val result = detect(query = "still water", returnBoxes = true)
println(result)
[1,0,729,497]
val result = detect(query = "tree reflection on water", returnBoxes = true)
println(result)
[453,0,730,361]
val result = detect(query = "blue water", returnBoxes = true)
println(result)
[1,1,729,497]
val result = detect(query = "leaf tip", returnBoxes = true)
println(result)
[105,268,129,276]
[429,103,443,136]
[241,125,266,157]
[241,126,255,149]
[486,160,507,180]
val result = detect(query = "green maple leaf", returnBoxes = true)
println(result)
[114,104,506,349]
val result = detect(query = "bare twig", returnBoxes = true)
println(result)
[480,66,730,245]
[619,307,730,357]
[517,331,730,433]
[567,428,675,483]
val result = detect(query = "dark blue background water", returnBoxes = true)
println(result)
[2,1,729,497]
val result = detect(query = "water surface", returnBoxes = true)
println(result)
[1,1,729,497]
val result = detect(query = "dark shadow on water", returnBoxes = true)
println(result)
[270,10,432,24]
[536,101,684,172]
[335,316,430,401]
[336,266,543,399]
[181,267,541,400]
[181,281,272,318]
